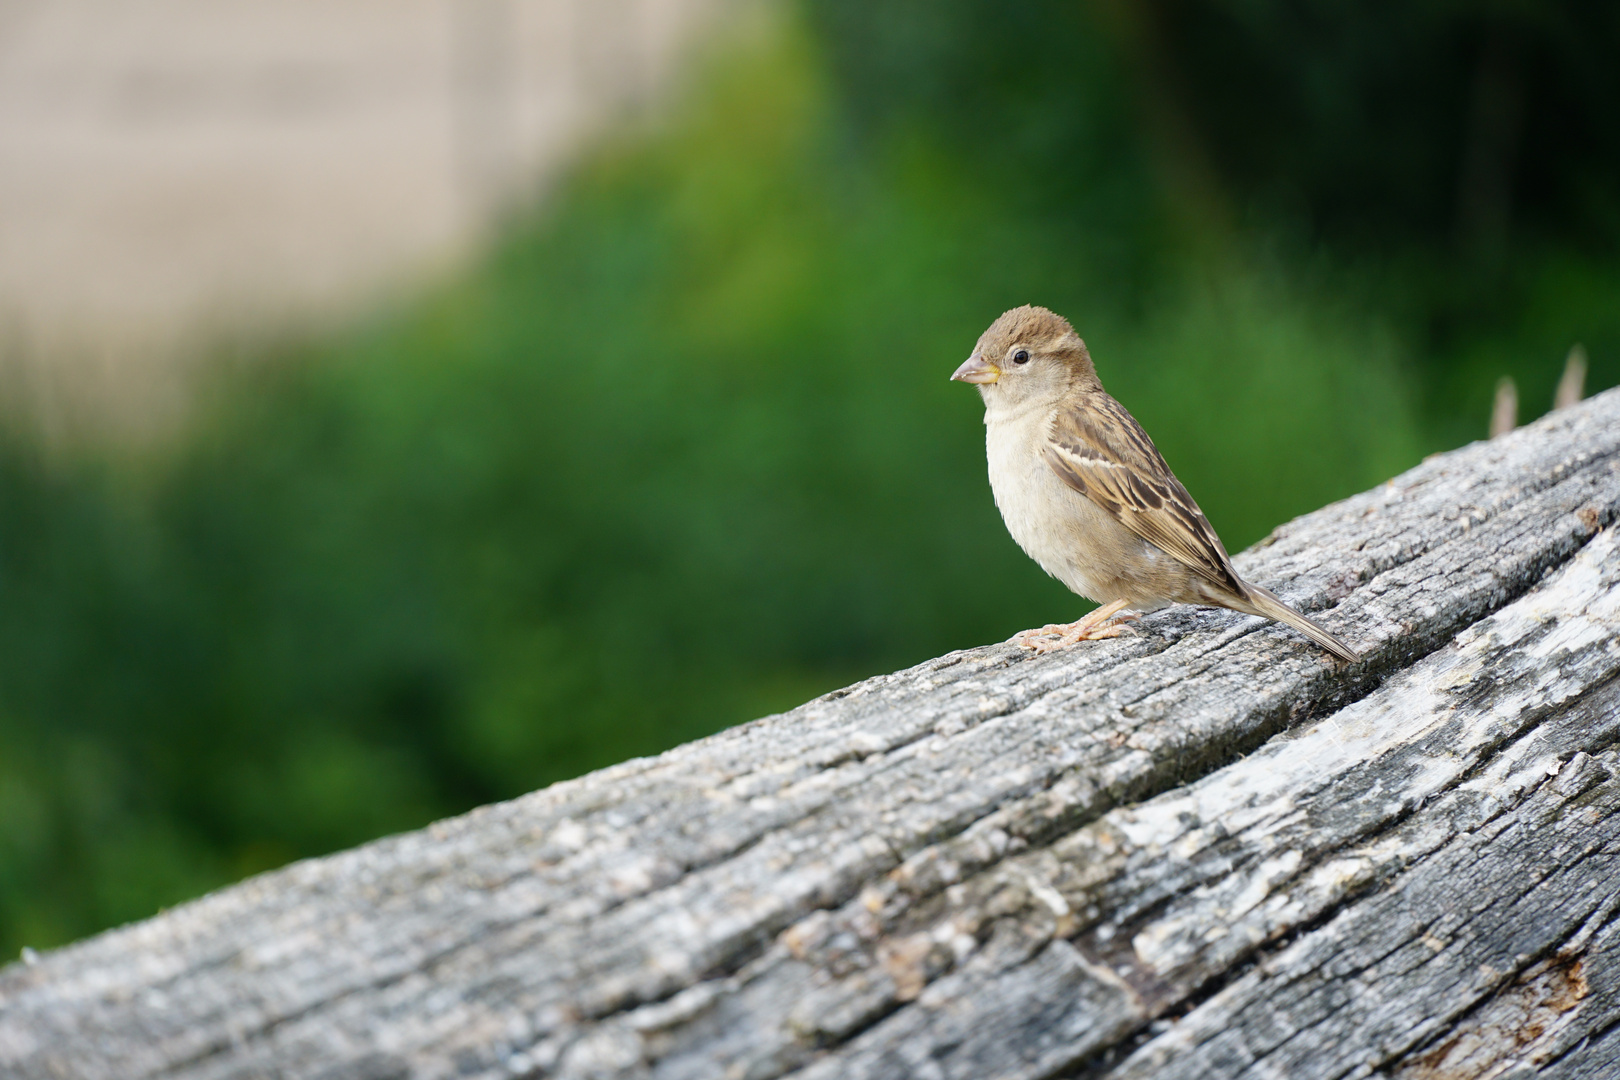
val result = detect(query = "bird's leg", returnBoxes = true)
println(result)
[1011,598,1135,653]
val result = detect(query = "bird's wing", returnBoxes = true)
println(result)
[1042,394,1247,597]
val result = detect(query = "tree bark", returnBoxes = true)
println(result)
[5,390,1619,1080]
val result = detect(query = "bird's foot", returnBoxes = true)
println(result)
[1011,599,1136,654]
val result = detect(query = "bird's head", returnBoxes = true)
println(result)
[951,305,1099,408]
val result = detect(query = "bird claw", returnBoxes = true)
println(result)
[1011,598,1135,653]
[1028,624,1127,653]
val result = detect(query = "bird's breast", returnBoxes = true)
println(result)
[984,412,1178,608]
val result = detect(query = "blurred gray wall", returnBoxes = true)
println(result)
[0,0,723,436]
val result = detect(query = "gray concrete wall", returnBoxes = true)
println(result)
[0,0,723,435]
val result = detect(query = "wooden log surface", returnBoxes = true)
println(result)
[4,389,1619,1080]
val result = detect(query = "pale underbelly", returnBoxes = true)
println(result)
[988,439,1179,610]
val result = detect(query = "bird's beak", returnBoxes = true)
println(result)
[951,354,1000,385]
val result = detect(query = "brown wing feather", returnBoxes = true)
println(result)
[1042,395,1248,598]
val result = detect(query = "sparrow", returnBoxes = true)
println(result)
[952,305,1360,662]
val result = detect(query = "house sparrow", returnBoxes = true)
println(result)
[952,305,1360,662]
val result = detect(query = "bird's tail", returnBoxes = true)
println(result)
[1238,583,1361,663]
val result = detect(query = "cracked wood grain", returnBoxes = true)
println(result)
[2,389,1618,1080]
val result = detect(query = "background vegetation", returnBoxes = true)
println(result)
[2,0,1615,954]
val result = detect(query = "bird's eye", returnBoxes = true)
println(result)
[1012,349,1031,364]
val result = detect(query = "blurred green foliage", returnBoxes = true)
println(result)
[1,1,1615,954]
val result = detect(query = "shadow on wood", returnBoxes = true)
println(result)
[4,390,1620,1080]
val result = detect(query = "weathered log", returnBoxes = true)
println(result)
[4,390,1619,1080]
